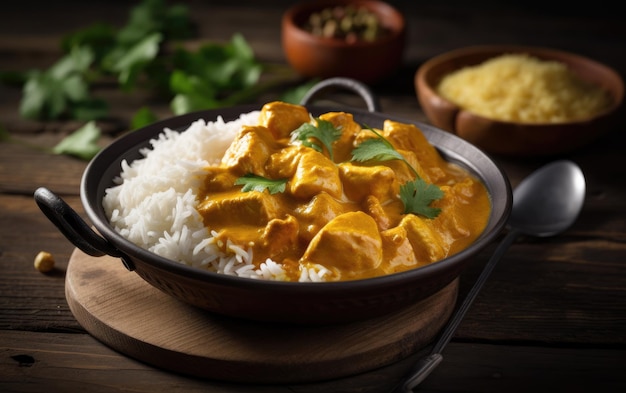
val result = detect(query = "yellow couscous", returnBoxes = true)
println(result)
[436,53,612,123]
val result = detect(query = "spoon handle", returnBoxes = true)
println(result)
[394,228,521,392]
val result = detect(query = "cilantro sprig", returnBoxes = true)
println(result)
[1,0,313,161]
[290,118,343,160]
[51,121,102,160]
[351,126,443,219]
[399,179,443,218]
[351,126,419,178]
[234,174,287,194]
[19,46,107,121]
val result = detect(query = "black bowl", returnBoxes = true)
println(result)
[35,87,511,325]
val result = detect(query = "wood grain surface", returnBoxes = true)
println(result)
[65,248,458,384]
[2,1,626,392]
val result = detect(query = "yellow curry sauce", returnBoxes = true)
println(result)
[197,102,491,281]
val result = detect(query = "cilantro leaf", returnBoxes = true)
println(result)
[131,106,159,130]
[61,23,117,63]
[351,138,405,163]
[52,121,102,160]
[168,34,263,112]
[399,179,444,219]
[234,174,287,194]
[290,118,342,160]
[169,70,220,114]
[170,34,261,91]
[352,125,444,218]
[49,45,94,79]
[19,46,96,120]
[104,32,163,90]
[351,126,420,178]
[117,0,194,45]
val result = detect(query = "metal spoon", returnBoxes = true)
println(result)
[393,159,586,392]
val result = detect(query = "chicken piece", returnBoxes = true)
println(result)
[382,120,448,183]
[338,162,399,203]
[363,195,392,231]
[398,214,447,264]
[380,225,420,271]
[260,215,299,258]
[259,101,312,140]
[296,192,347,242]
[300,211,383,278]
[290,148,342,199]
[198,189,282,228]
[265,145,301,179]
[221,125,277,176]
[202,166,239,193]
[429,182,474,246]
[318,111,362,162]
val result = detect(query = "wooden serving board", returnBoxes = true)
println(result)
[65,248,458,384]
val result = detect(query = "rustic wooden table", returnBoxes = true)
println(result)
[1,1,625,392]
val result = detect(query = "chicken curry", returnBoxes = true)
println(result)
[197,101,491,281]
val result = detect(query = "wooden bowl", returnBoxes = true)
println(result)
[415,45,625,156]
[282,0,406,84]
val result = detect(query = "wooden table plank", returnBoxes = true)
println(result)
[2,330,625,393]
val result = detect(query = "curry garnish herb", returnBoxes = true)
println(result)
[234,174,287,194]
[236,121,443,218]
[351,126,443,218]
[290,118,342,160]
[400,180,443,219]
[351,128,420,176]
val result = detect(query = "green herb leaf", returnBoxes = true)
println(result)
[351,126,420,178]
[352,126,444,218]
[61,23,117,63]
[19,46,96,120]
[131,106,159,130]
[234,174,287,194]
[351,138,405,163]
[290,118,342,160]
[52,121,102,160]
[399,179,444,219]
[116,0,194,45]
[49,45,94,79]
[169,70,220,114]
[167,34,262,112]
[106,32,163,90]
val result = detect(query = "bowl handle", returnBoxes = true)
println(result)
[300,77,381,113]
[34,187,134,270]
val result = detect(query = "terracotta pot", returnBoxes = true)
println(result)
[282,0,406,84]
[415,45,625,156]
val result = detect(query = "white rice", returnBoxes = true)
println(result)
[102,111,331,282]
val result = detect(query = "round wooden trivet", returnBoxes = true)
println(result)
[65,248,457,384]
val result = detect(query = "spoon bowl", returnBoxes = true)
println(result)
[511,160,586,237]
[395,159,586,391]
